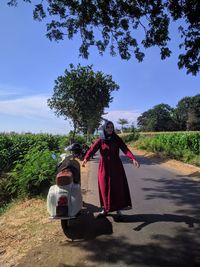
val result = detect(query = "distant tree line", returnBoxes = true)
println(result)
[137,94,200,131]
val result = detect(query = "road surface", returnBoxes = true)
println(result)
[16,152,200,267]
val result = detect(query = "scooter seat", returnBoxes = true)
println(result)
[56,169,73,186]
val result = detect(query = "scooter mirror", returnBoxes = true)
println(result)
[64,145,71,152]
[51,154,57,160]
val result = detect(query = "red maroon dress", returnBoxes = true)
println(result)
[84,134,136,212]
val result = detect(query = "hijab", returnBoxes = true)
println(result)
[100,121,115,143]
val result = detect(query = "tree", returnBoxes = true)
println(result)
[186,94,200,130]
[174,94,200,131]
[137,104,176,131]
[47,64,119,137]
[117,118,129,133]
[174,96,192,130]
[8,0,200,75]
[137,94,200,132]
[187,110,199,130]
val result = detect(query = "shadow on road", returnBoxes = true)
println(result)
[76,227,200,267]
[142,176,200,217]
[177,171,200,179]
[109,213,200,231]
[61,202,113,241]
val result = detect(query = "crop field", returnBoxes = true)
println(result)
[125,131,200,167]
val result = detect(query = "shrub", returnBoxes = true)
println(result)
[7,146,57,198]
[134,132,200,166]
[120,131,140,143]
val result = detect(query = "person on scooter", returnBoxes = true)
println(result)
[82,121,140,218]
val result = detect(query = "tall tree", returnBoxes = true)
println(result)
[8,0,200,75]
[186,94,200,130]
[174,94,200,131]
[174,96,192,130]
[47,64,119,137]
[117,118,129,133]
[137,104,176,131]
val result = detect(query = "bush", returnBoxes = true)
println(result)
[135,132,200,166]
[7,146,57,198]
[120,131,140,143]
[0,133,67,174]
[0,175,12,209]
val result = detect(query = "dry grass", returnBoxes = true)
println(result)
[0,198,61,265]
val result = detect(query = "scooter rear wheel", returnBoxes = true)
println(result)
[61,219,70,231]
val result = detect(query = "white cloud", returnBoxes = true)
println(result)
[104,109,141,128]
[0,94,72,134]
[0,95,53,119]
[0,84,27,98]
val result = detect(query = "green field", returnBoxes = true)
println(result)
[121,131,200,167]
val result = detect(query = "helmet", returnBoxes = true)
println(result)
[67,143,82,156]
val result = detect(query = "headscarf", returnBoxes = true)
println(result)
[100,121,115,143]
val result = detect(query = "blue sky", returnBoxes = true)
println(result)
[0,2,199,134]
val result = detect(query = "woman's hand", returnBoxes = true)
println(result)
[133,159,140,168]
[82,159,87,167]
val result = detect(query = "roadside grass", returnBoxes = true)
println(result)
[0,197,61,266]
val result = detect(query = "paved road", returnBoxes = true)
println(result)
[16,152,200,267]
[82,152,200,267]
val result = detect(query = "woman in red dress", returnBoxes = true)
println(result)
[82,121,140,217]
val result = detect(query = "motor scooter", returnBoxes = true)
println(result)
[47,143,83,231]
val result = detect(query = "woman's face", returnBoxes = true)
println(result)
[105,123,114,135]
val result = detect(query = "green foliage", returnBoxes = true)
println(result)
[48,64,119,135]
[0,175,12,209]
[7,0,200,75]
[174,94,200,131]
[175,96,192,130]
[186,94,200,130]
[137,104,176,132]
[120,131,140,143]
[7,146,57,198]
[136,132,200,166]
[67,131,87,145]
[138,94,200,132]
[0,133,66,175]
[0,134,15,173]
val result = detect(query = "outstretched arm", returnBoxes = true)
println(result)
[82,138,101,167]
[117,136,140,168]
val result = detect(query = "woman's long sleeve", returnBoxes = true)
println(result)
[117,136,136,161]
[84,138,101,161]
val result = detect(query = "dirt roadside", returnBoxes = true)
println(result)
[0,149,199,267]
